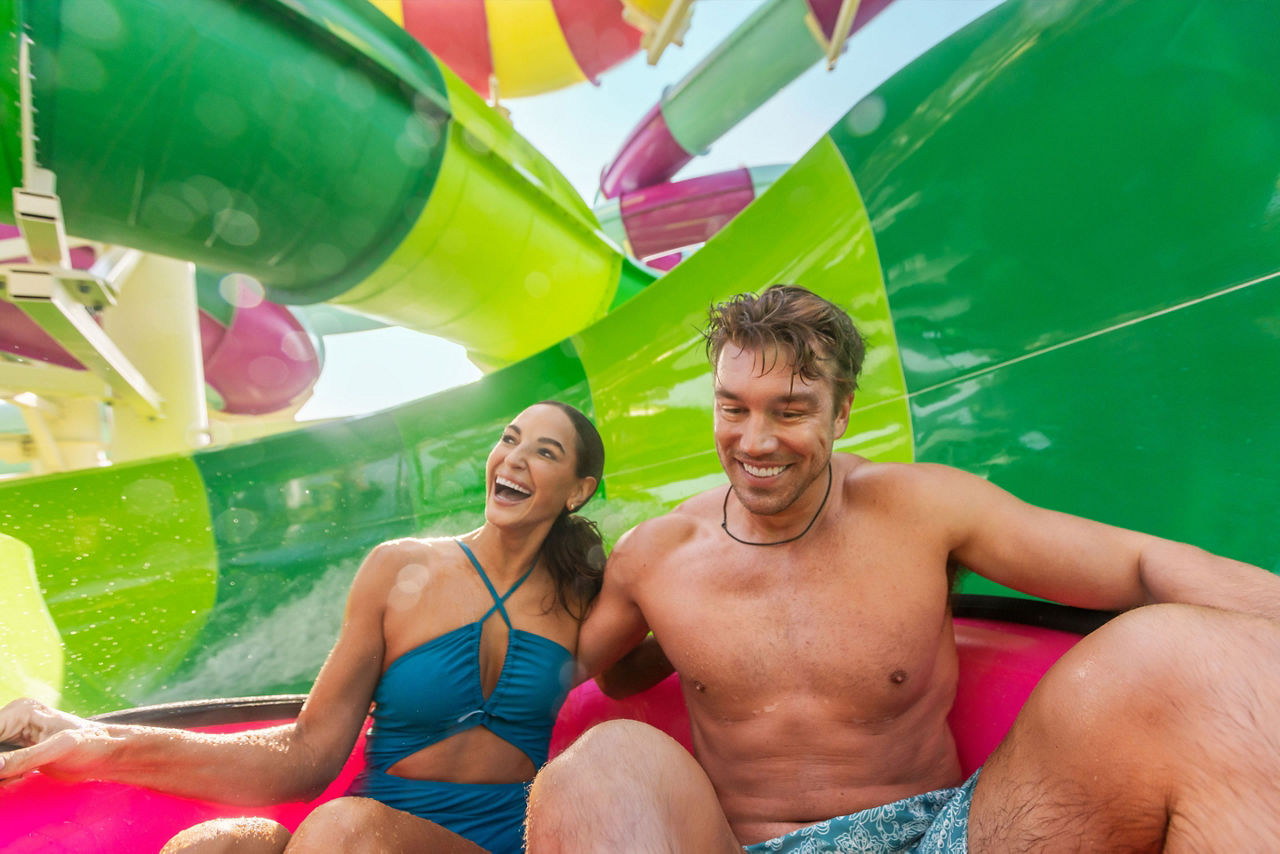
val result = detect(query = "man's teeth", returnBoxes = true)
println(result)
[496,476,531,495]
[742,462,786,477]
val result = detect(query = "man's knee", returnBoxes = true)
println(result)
[537,720,679,792]
[1021,603,1280,754]
[528,720,711,852]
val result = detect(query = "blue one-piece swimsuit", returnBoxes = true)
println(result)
[350,540,574,853]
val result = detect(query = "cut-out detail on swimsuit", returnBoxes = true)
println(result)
[364,540,575,774]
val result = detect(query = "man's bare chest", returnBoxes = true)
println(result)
[638,537,955,716]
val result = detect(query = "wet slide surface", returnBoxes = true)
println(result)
[0,0,1276,723]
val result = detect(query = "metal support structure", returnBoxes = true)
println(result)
[103,254,210,462]
[623,0,694,65]
[2,31,165,423]
[0,362,109,399]
[804,0,863,70]
[3,266,163,416]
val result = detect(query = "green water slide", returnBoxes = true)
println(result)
[1,0,1277,715]
[1,0,648,367]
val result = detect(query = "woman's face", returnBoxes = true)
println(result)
[484,404,595,529]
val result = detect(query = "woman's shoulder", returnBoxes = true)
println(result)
[351,536,465,596]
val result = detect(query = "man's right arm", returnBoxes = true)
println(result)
[574,524,661,692]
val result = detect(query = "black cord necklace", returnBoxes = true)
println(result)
[721,461,833,547]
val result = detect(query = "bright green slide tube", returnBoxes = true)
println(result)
[2,0,629,365]
[826,0,1280,592]
[0,533,62,707]
[2,0,1278,716]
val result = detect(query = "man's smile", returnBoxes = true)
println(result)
[740,461,789,478]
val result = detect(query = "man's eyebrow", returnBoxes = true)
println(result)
[713,389,821,406]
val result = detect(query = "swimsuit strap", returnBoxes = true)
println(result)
[455,540,538,628]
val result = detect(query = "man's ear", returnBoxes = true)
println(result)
[834,393,854,437]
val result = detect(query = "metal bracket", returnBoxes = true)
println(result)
[1,266,163,417]
[805,0,863,71]
[622,0,694,66]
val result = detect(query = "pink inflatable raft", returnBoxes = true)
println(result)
[0,598,1108,852]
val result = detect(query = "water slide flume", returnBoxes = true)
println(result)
[0,0,1276,792]
[599,0,896,197]
[1,0,642,370]
[594,165,786,264]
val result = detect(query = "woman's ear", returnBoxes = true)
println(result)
[569,476,599,512]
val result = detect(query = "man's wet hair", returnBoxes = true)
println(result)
[703,285,866,404]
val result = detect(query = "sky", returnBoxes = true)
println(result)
[295,0,1006,421]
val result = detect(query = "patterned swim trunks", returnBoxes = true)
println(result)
[742,770,980,854]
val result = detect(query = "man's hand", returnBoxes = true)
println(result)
[0,697,122,784]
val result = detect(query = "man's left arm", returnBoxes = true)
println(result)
[926,464,1280,619]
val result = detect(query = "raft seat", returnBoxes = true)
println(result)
[0,617,1083,852]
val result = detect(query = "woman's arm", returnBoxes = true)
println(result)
[0,542,403,802]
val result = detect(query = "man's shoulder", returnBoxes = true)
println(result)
[839,455,961,490]
[611,490,721,566]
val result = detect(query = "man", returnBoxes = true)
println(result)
[526,285,1280,852]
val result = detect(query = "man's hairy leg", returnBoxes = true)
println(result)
[526,720,741,854]
[970,604,1280,852]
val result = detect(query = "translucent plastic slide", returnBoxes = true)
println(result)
[0,0,1277,728]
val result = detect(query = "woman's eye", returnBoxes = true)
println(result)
[539,448,555,459]
[502,434,516,444]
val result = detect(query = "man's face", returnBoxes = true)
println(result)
[713,344,852,517]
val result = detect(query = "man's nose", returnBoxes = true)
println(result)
[740,416,778,455]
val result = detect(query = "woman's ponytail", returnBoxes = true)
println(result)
[542,511,606,620]
[537,401,607,620]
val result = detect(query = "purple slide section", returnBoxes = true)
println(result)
[0,226,320,415]
[199,287,320,416]
[598,102,693,199]
[599,0,898,200]
[807,0,898,42]
[619,167,756,259]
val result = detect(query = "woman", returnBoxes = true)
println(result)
[0,401,607,853]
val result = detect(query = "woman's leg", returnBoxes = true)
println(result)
[285,796,486,853]
[161,817,291,854]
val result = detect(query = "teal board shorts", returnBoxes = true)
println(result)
[743,769,980,854]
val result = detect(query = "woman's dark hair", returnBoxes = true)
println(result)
[537,401,606,621]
